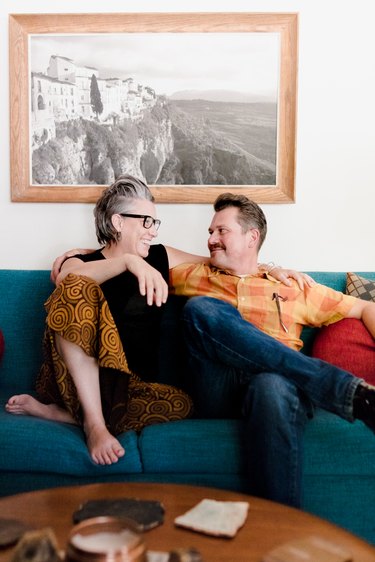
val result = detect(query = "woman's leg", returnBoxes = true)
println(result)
[5,395,75,423]
[54,334,125,465]
[6,335,125,466]
[7,274,192,464]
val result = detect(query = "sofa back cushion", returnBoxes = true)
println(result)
[312,318,375,384]
[0,270,53,395]
[300,271,375,354]
[311,271,375,384]
[0,270,374,396]
[0,329,4,362]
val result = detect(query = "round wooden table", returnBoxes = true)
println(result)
[1,482,374,561]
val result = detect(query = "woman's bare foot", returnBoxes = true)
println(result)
[5,394,75,424]
[7,396,125,465]
[84,422,125,465]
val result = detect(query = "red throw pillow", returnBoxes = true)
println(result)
[0,330,4,362]
[312,318,375,385]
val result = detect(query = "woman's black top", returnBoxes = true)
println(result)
[76,244,169,381]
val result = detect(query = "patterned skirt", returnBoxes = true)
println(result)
[36,273,193,435]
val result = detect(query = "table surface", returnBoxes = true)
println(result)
[1,482,375,562]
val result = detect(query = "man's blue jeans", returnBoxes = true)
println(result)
[182,296,362,508]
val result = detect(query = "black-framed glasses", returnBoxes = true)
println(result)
[120,213,161,231]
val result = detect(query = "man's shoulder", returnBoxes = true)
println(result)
[171,262,210,272]
[170,262,213,283]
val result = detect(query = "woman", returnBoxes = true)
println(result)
[6,175,311,466]
[7,175,202,464]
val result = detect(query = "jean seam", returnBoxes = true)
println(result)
[288,391,302,506]
[344,377,363,421]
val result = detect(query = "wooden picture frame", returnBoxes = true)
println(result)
[9,12,298,203]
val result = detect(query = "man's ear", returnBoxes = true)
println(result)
[248,228,260,248]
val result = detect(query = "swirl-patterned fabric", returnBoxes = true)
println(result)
[36,274,193,434]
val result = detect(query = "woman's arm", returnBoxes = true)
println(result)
[56,255,127,285]
[262,265,316,289]
[57,254,168,307]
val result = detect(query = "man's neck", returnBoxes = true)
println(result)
[228,267,259,276]
[210,257,259,276]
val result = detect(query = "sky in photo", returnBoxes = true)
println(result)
[30,32,280,99]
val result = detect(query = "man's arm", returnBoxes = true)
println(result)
[51,246,315,290]
[165,246,315,289]
[165,246,208,267]
[347,299,375,339]
[50,248,94,283]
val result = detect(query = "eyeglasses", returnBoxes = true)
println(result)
[120,213,161,231]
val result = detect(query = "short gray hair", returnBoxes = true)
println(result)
[94,175,154,245]
[214,192,267,249]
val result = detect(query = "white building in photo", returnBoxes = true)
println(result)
[31,54,156,147]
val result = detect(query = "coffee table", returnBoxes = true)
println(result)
[0,482,374,561]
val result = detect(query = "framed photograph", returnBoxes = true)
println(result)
[9,12,298,203]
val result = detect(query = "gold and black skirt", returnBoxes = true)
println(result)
[36,273,193,435]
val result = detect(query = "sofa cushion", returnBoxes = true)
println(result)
[304,409,375,476]
[303,410,375,543]
[139,419,245,474]
[346,272,375,301]
[0,406,142,476]
[311,318,375,383]
[0,270,53,394]
[0,330,4,362]
[311,272,375,383]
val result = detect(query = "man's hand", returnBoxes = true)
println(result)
[50,248,94,284]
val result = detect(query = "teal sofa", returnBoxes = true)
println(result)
[1,270,375,543]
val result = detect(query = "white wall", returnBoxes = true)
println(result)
[1,0,374,271]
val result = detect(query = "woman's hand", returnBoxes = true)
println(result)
[53,250,168,306]
[259,263,315,290]
[125,254,169,306]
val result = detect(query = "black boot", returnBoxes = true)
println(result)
[352,383,375,432]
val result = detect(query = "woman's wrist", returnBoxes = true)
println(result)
[258,262,282,274]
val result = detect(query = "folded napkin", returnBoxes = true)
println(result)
[174,498,249,538]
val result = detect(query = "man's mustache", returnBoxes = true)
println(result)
[209,244,225,252]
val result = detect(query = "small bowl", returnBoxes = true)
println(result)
[66,516,146,562]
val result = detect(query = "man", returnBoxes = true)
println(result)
[170,193,375,508]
